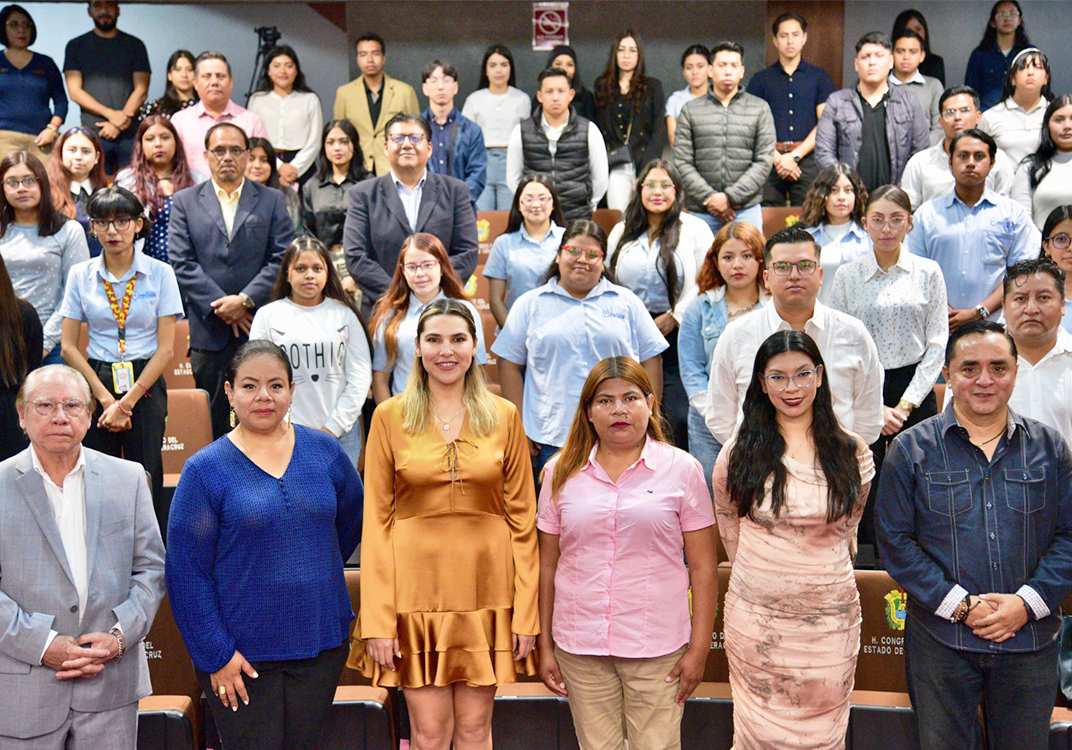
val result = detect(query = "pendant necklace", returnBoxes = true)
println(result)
[434,405,465,431]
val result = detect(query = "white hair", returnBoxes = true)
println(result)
[16,365,94,410]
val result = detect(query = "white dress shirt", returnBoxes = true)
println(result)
[391,170,427,231]
[246,89,323,177]
[505,114,609,209]
[705,299,885,444]
[827,249,948,407]
[1009,327,1072,448]
[978,96,1048,167]
[900,140,1015,210]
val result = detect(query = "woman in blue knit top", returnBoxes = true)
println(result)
[166,340,363,748]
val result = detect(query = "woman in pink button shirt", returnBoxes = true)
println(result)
[536,355,718,750]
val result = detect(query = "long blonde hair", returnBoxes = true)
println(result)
[550,356,667,499]
[399,298,499,436]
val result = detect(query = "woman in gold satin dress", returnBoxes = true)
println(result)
[350,298,539,750]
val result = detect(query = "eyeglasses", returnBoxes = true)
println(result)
[1045,233,1072,251]
[641,180,675,191]
[865,215,909,231]
[520,194,553,206]
[402,260,439,274]
[89,218,133,232]
[562,245,604,261]
[424,76,455,86]
[29,398,87,417]
[3,176,37,189]
[389,134,426,145]
[763,368,820,391]
[995,10,1020,20]
[941,106,975,120]
[209,146,247,159]
[769,260,817,276]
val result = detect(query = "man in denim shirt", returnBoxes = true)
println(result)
[877,320,1072,750]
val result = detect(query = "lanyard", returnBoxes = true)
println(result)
[102,275,136,360]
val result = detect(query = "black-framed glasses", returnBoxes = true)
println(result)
[29,398,87,417]
[389,134,426,145]
[209,146,247,159]
[3,176,37,189]
[769,260,817,276]
[89,218,133,232]
[763,368,821,391]
[1045,233,1072,251]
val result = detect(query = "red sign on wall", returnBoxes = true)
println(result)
[533,2,569,51]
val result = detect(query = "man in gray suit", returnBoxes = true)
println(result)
[169,122,293,438]
[343,112,478,317]
[0,365,165,749]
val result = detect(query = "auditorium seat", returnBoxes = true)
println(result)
[166,319,195,389]
[682,682,733,750]
[323,686,396,750]
[847,691,917,750]
[161,389,213,487]
[853,570,908,693]
[702,565,731,682]
[137,695,197,750]
[141,594,203,747]
[591,208,621,236]
[1051,707,1072,749]
[762,206,802,238]
[493,682,580,750]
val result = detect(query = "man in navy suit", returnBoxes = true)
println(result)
[343,113,478,316]
[168,122,294,438]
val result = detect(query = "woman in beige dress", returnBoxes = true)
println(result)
[713,330,873,749]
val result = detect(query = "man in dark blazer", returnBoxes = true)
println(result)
[168,122,293,438]
[343,113,478,316]
[0,365,165,749]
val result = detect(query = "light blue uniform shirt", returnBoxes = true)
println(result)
[372,290,487,395]
[906,188,1040,315]
[59,250,184,361]
[491,278,669,447]
[805,221,872,306]
[482,223,564,309]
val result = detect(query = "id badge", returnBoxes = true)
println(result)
[111,361,135,394]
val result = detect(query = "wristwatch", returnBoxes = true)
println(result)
[896,399,915,414]
[791,152,802,163]
[975,304,989,320]
[239,292,256,311]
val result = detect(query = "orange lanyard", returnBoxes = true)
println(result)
[102,275,136,360]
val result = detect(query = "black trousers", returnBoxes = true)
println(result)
[761,152,820,207]
[191,337,243,440]
[657,322,689,451]
[84,358,168,538]
[861,362,938,550]
[198,641,349,750]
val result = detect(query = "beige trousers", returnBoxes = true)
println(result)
[0,130,52,166]
[555,644,688,750]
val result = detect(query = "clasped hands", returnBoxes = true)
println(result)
[43,632,120,680]
[704,192,735,222]
[95,108,134,141]
[211,294,254,337]
[964,593,1029,643]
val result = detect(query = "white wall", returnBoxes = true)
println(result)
[17,2,348,128]
[843,1,1070,96]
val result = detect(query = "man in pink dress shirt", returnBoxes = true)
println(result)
[171,51,267,175]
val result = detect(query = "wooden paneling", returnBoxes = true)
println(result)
[766,1,846,87]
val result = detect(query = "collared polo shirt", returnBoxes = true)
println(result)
[747,59,836,142]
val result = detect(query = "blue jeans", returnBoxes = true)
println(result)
[693,202,763,235]
[686,406,721,495]
[41,345,65,366]
[337,418,363,468]
[477,148,511,211]
[905,613,1058,750]
[532,442,560,487]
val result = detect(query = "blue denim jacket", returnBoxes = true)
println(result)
[876,405,1072,653]
[678,288,730,401]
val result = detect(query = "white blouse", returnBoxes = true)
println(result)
[827,248,948,408]
[246,89,324,176]
[461,87,532,147]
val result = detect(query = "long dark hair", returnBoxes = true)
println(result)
[0,255,29,388]
[543,220,610,283]
[800,163,867,228]
[727,331,861,522]
[0,151,66,238]
[477,44,517,89]
[314,119,368,184]
[127,115,196,218]
[1041,205,1072,258]
[1000,48,1052,103]
[594,29,650,110]
[610,159,684,307]
[1026,95,1072,190]
[271,236,362,320]
[253,45,312,94]
[506,173,566,233]
[161,49,196,114]
[891,10,934,55]
[247,137,281,188]
[974,0,1030,52]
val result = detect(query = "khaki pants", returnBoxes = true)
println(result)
[555,644,688,750]
[0,130,52,166]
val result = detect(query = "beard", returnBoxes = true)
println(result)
[93,16,116,31]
